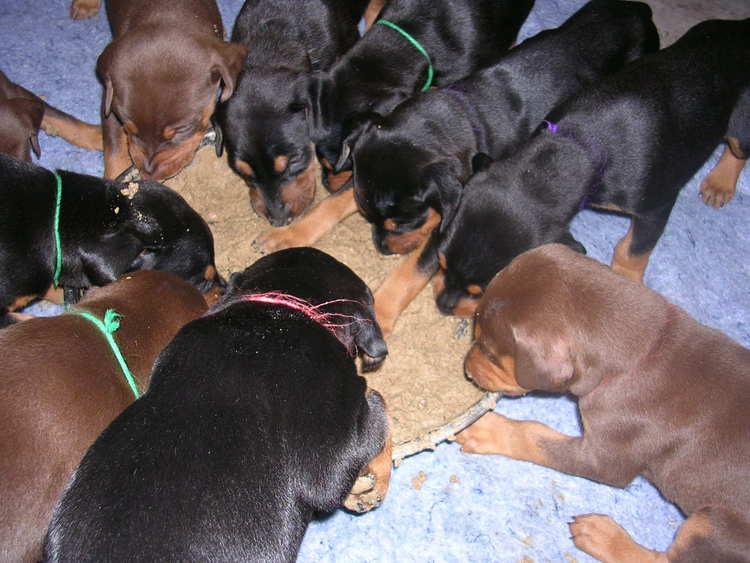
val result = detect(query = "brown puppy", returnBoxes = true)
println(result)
[70,0,246,180]
[0,70,102,161]
[457,243,750,562]
[0,270,207,563]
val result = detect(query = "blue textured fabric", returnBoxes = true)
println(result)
[3,1,748,561]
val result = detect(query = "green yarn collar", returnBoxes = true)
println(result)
[376,20,434,92]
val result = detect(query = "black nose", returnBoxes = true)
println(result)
[436,288,461,316]
[372,227,394,256]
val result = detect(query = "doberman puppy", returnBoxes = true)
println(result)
[218,0,379,227]
[437,17,750,317]
[0,154,224,326]
[255,0,534,250]
[456,243,750,562]
[0,70,102,161]
[0,270,207,563]
[70,0,247,181]
[352,0,659,336]
[44,248,392,562]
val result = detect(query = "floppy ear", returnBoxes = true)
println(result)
[9,98,43,156]
[211,41,248,103]
[334,114,377,172]
[210,114,223,157]
[511,323,574,392]
[96,44,117,117]
[420,161,464,232]
[556,231,586,255]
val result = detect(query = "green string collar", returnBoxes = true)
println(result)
[71,309,140,399]
[376,20,434,92]
[52,172,63,288]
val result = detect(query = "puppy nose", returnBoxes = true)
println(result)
[436,289,459,316]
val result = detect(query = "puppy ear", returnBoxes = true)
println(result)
[334,114,376,172]
[96,44,117,116]
[211,42,248,103]
[511,323,574,392]
[420,161,464,232]
[9,98,43,157]
[556,231,586,255]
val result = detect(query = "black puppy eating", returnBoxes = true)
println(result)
[44,247,392,562]
[218,0,372,227]
[255,0,534,252]
[436,17,750,316]
[0,154,223,325]
[352,0,659,336]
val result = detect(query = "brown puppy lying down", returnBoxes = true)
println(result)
[457,244,750,562]
[0,69,101,161]
[0,270,207,563]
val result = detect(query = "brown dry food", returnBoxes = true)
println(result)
[164,147,498,459]
[411,471,428,491]
[121,181,139,199]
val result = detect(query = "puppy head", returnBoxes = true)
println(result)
[224,247,387,367]
[97,30,246,181]
[466,246,578,394]
[219,67,316,226]
[353,127,461,255]
[123,180,225,300]
[434,147,586,316]
[0,97,43,161]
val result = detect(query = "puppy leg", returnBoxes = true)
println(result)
[373,235,438,338]
[70,0,101,19]
[456,413,634,486]
[42,106,103,151]
[102,110,131,180]
[699,140,746,208]
[571,507,750,563]
[254,189,357,253]
[611,208,672,282]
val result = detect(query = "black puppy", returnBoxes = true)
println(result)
[44,247,392,562]
[353,0,658,336]
[218,0,371,227]
[436,17,750,316]
[255,0,534,251]
[0,154,223,324]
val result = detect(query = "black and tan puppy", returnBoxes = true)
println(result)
[351,0,658,336]
[218,0,377,226]
[436,17,750,316]
[255,0,534,250]
[0,270,207,563]
[0,154,223,325]
[456,243,750,562]
[44,247,391,562]
[0,69,102,161]
[70,0,246,180]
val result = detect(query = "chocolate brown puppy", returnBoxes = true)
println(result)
[457,243,750,562]
[71,0,246,180]
[0,270,207,563]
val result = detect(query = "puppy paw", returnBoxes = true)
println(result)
[253,226,305,254]
[343,473,384,513]
[699,176,735,208]
[455,412,510,455]
[70,0,101,19]
[569,514,661,563]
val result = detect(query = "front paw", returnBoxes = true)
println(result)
[253,226,305,254]
[454,412,511,455]
[699,176,735,208]
[70,0,101,19]
[569,514,659,563]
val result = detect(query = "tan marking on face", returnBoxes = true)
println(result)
[235,159,254,178]
[10,294,38,311]
[203,264,217,282]
[162,126,176,141]
[384,208,442,255]
[452,295,480,317]
[465,344,525,395]
[273,155,289,173]
[278,157,317,219]
[467,284,482,295]
[43,285,65,304]
[611,219,651,282]
[383,218,397,231]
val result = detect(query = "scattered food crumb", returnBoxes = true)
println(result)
[121,182,139,199]
[564,554,579,563]
[449,475,460,484]
[411,471,428,490]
